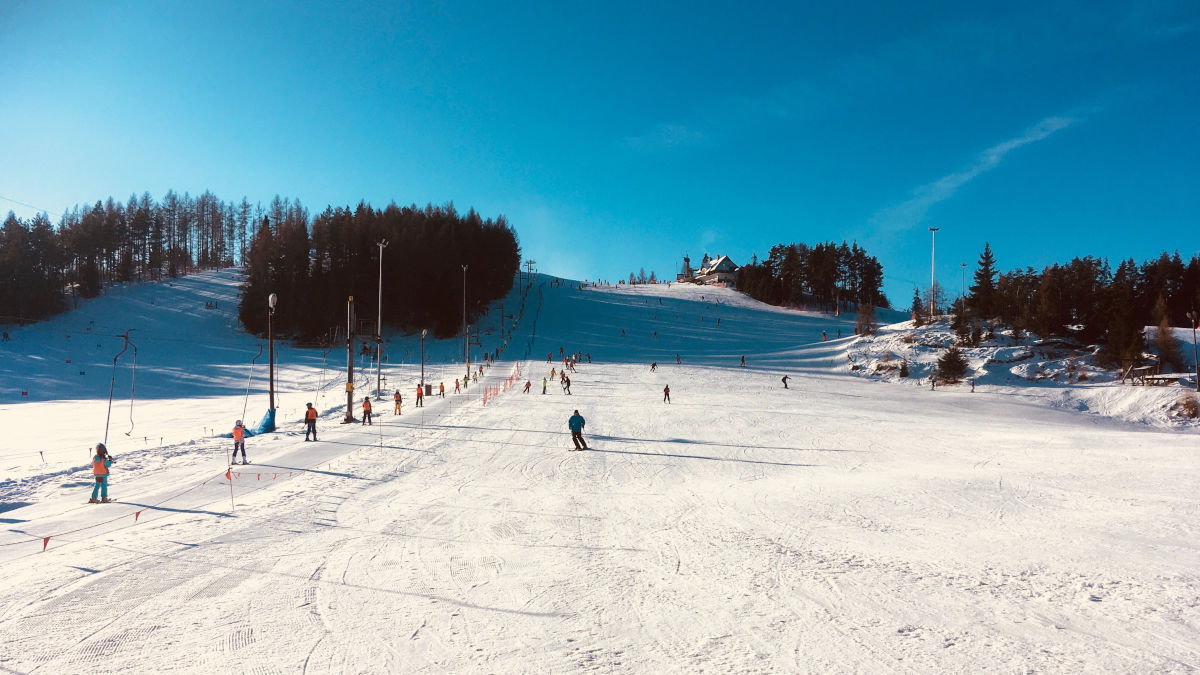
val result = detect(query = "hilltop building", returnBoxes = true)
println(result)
[677,253,739,286]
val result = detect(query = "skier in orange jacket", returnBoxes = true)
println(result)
[232,420,248,464]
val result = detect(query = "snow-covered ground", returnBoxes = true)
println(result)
[1,269,1198,673]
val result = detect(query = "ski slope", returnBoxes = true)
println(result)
[1,270,1198,673]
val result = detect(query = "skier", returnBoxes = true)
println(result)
[551,367,556,379]
[454,379,461,394]
[304,402,318,441]
[567,409,588,450]
[361,397,372,425]
[542,377,547,394]
[523,380,531,393]
[232,420,247,464]
[676,353,681,364]
[563,376,572,395]
[740,355,746,367]
[650,362,657,372]
[415,384,424,407]
[439,382,445,397]
[822,331,827,341]
[89,443,114,503]
[781,375,789,389]
[393,390,402,415]
[663,384,671,403]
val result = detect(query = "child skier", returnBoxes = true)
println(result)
[663,384,671,403]
[304,402,318,441]
[362,397,373,425]
[232,420,247,464]
[89,443,114,503]
[394,390,402,415]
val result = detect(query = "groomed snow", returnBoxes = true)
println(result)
[0,269,1197,673]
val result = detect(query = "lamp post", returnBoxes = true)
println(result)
[928,227,940,318]
[375,238,388,399]
[345,296,355,423]
[268,292,277,411]
[421,328,427,391]
[960,262,966,316]
[1188,310,1200,392]
[461,264,469,374]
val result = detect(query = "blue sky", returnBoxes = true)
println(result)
[2,0,1197,305]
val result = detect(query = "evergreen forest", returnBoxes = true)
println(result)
[238,201,520,339]
[0,192,520,340]
[735,241,888,312]
[933,243,1200,365]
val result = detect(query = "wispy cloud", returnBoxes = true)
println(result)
[624,123,709,152]
[870,113,1082,231]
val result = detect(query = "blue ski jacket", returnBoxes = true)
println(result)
[567,414,585,433]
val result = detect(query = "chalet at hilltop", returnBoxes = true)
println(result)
[676,253,739,286]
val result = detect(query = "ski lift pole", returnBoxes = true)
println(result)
[104,330,135,446]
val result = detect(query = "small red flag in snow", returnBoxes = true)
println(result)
[225,469,232,481]
[42,536,50,551]
[256,473,261,480]
[135,511,142,523]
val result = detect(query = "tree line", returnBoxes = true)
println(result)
[934,243,1200,365]
[735,241,888,311]
[1,190,253,323]
[238,201,520,340]
[0,192,521,341]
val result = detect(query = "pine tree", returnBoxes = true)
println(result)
[855,302,876,335]
[910,288,924,326]
[969,243,997,317]
[1153,296,1183,371]
[937,346,969,383]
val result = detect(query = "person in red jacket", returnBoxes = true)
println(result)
[89,443,114,503]
[304,403,318,441]
[415,384,424,407]
[362,397,373,425]
[232,420,248,464]
[663,384,671,403]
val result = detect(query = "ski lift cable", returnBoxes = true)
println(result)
[242,344,263,421]
[103,330,134,445]
[124,338,138,437]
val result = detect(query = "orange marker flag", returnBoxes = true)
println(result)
[225,469,232,481]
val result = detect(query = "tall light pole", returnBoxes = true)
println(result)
[960,262,966,316]
[268,292,277,411]
[928,227,940,318]
[461,264,469,374]
[1188,310,1200,392]
[421,328,427,392]
[345,296,355,423]
[375,238,389,399]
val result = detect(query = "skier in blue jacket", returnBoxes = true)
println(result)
[567,410,588,450]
